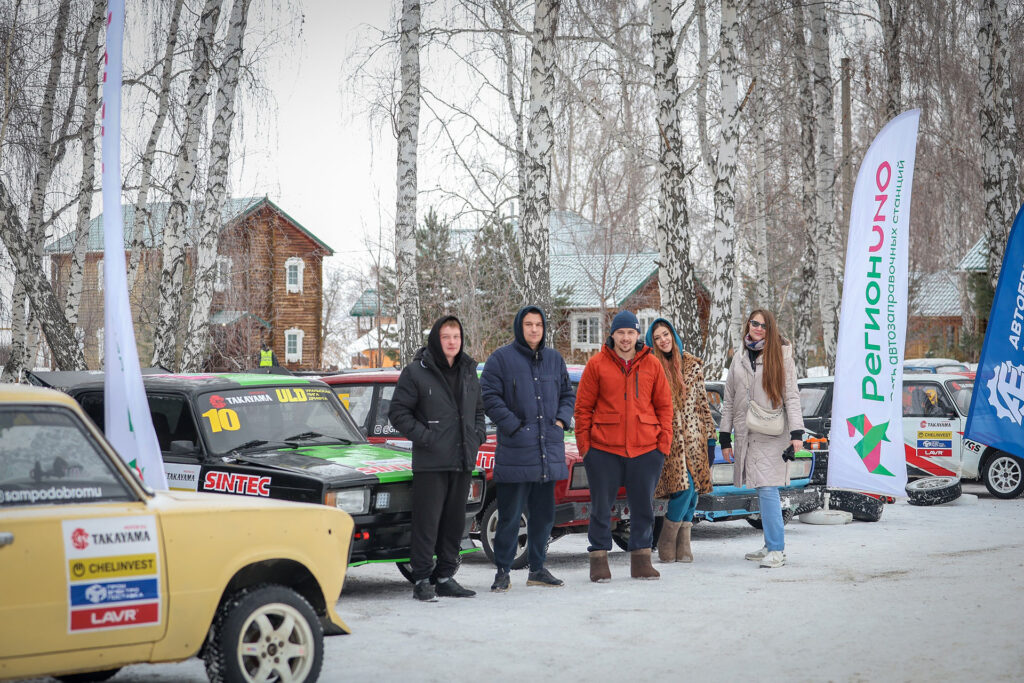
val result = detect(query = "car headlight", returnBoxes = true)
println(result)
[325,488,371,515]
[711,463,734,485]
[569,464,589,489]
[466,478,484,504]
[788,459,812,479]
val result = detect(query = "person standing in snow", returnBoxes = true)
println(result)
[719,309,804,569]
[645,318,717,563]
[389,315,486,601]
[480,305,575,592]
[574,310,674,582]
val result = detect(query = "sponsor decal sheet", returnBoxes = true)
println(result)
[828,110,920,497]
[965,204,1024,458]
[62,516,162,632]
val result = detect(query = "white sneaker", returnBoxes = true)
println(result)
[745,546,768,561]
[760,550,786,568]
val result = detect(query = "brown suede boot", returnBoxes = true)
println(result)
[676,521,693,563]
[589,550,611,583]
[657,519,681,563]
[630,548,660,580]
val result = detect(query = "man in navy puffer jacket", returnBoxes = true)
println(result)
[480,305,575,591]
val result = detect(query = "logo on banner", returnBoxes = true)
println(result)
[986,360,1024,425]
[846,414,894,476]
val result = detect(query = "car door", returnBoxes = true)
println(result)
[902,380,961,477]
[0,405,166,659]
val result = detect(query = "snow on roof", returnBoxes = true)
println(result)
[910,271,961,318]
[345,323,398,356]
[957,236,987,272]
[551,252,659,308]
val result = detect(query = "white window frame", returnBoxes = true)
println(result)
[636,308,659,339]
[214,255,232,292]
[96,258,103,292]
[571,313,602,351]
[96,327,104,363]
[284,256,305,294]
[284,327,304,363]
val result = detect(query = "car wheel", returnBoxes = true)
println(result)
[204,584,323,683]
[479,500,529,570]
[745,508,795,530]
[396,561,415,583]
[982,453,1024,499]
[826,489,884,522]
[906,476,962,506]
[56,670,121,683]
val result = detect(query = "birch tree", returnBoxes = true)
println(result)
[180,0,251,372]
[151,0,223,370]
[877,0,903,120]
[520,0,559,315]
[977,0,1021,286]
[395,0,422,366]
[792,0,816,375]
[749,18,770,305]
[650,0,700,350]
[809,0,840,371]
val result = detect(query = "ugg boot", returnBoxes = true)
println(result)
[675,521,693,563]
[589,550,611,583]
[657,519,681,563]
[630,548,660,580]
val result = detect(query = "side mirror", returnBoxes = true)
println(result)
[169,440,200,455]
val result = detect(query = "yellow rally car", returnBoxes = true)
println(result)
[0,384,353,683]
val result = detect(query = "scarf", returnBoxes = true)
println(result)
[744,335,765,351]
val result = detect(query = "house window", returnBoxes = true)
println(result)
[636,308,659,337]
[572,314,602,349]
[96,258,103,292]
[285,257,304,294]
[214,256,231,292]
[96,327,104,365]
[285,327,304,363]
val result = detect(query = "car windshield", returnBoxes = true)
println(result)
[0,407,134,506]
[800,385,828,417]
[945,379,974,416]
[937,364,968,373]
[197,386,364,455]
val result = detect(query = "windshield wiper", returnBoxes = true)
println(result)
[282,431,353,445]
[229,439,295,453]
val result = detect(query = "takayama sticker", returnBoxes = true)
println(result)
[62,516,161,633]
[165,463,201,491]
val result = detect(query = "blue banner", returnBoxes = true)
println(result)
[965,204,1024,459]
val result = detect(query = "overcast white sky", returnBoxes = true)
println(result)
[233,1,397,269]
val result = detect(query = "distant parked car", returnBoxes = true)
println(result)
[903,358,970,374]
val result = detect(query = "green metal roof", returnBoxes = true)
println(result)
[45,196,333,255]
[956,236,987,273]
[350,289,393,317]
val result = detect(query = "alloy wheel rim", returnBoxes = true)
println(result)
[236,601,315,683]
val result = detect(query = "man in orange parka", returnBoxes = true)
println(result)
[574,310,673,582]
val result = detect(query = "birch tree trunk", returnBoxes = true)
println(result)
[520,0,559,315]
[395,0,422,366]
[0,179,85,375]
[793,0,816,374]
[6,0,72,376]
[650,0,700,351]
[809,0,840,371]
[706,0,740,378]
[151,0,223,370]
[977,0,1021,287]
[751,28,770,305]
[878,0,902,120]
[180,0,251,372]
[64,0,106,327]
[128,0,186,295]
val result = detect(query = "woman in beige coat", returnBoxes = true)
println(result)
[719,309,804,569]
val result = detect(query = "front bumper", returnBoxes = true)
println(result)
[347,510,479,565]
[695,484,823,522]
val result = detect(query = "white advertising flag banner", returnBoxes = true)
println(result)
[827,110,920,497]
[101,0,168,490]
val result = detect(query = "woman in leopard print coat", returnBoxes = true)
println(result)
[645,318,717,563]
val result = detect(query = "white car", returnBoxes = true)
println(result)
[797,374,1024,499]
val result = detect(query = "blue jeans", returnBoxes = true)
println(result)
[666,471,697,523]
[585,448,664,552]
[757,486,785,551]
[493,481,556,573]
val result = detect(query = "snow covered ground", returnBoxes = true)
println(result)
[28,482,1024,682]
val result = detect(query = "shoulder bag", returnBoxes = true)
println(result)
[745,376,785,436]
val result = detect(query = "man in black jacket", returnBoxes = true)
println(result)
[389,315,485,601]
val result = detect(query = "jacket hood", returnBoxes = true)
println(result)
[425,315,464,368]
[513,305,546,354]
[644,317,684,355]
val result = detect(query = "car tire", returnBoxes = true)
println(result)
[745,508,795,530]
[56,670,121,683]
[396,561,415,583]
[906,476,962,506]
[479,501,529,570]
[204,584,323,683]
[826,489,884,522]
[982,453,1024,499]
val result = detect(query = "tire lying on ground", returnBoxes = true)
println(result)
[746,508,795,529]
[826,489,884,522]
[906,476,962,506]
